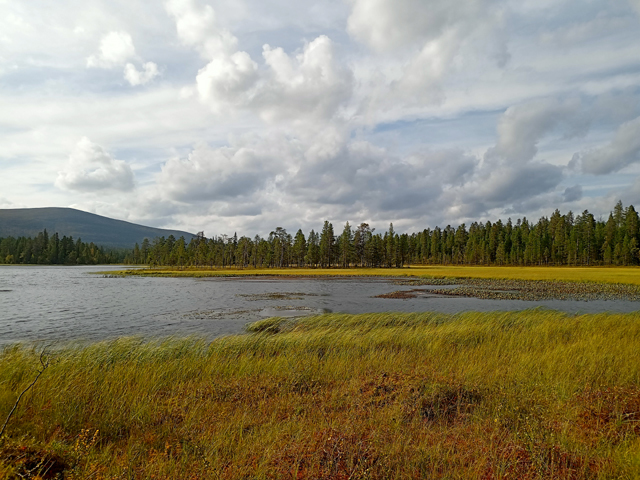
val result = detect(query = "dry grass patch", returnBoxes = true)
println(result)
[104,265,640,286]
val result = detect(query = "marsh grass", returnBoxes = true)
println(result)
[1,310,640,478]
[105,265,640,286]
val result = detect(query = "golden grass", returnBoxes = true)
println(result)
[2,309,640,479]
[105,265,640,285]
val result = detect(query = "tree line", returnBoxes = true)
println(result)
[0,230,126,265]
[124,201,640,268]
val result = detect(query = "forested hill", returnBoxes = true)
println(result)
[0,207,195,248]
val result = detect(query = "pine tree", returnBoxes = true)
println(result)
[319,221,334,268]
[340,222,353,268]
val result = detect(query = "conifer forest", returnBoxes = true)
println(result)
[125,201,640,268]
[0,230,125,265]
[2,201,639,268]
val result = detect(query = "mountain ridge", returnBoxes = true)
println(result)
[0,207,196,248]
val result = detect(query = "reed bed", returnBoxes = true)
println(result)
[1,310,640,479]
[105,265,640,286]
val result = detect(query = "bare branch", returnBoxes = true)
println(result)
[0,347,50,440]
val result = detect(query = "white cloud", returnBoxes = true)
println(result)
[166,0,262,114]
[347,0,498,52]
[575,116,640,175]
[55,137,135,193]
[470,163,562,207]
[86,31,136,68]
[3,0,640,234]
[87,30,161,87]
[254,36,353,123]
[540,14,632,46]
[87,31,160,87]
[124,61,160,86]
[196,51,258,108]
[346,0,510,116]
[167,0,354,125]
[165,0,237,58]
[156,137,295,203]
[485,97,585,164]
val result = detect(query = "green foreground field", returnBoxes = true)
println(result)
[2,310,640,479]
[107,265,640,285]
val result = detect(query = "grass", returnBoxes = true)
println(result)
[2,309,640,479]
[104,265,640,285]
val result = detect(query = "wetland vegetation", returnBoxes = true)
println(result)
[108,264,640,287]
[2,310,640,479]
[380,277,640,301]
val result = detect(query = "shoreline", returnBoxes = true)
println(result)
[101,264,640,286]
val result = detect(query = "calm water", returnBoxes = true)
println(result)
[1,265,639,345]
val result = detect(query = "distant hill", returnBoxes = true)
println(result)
[0,207,196,249]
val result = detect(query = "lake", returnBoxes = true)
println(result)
[1,265,639,346]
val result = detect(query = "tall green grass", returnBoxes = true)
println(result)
[1,310,640,479]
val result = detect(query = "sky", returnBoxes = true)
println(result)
[2,0,640,237]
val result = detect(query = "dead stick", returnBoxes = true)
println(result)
[0,349,49,439]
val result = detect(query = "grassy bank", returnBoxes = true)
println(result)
[2,310,640,479]
[105,265,640,285]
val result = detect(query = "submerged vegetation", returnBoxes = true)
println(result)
[125,201,640,268]
[2,310,640,479]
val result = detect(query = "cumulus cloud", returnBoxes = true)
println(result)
[151,126,487,229]
[86,31,136,68]
[386,29,461,106]
[468,163,563,210]
[573,116,640,175]
[347,0,498,52]
[168,0,353,124]
[405,149,477,187]
[87,31,160,86]
[166,0,261,113]
[563,184,583,202]
[282,134,480,216]
[450,97,578,218]
[5,0,640,235]
[346,0,509,114]
[156,138,295,203]
[485,98,585,163]
[56,137,135,193]
[124,62,160,86]
[254,36,353,123]
[196,51,258,108]
[165,0,237,58]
